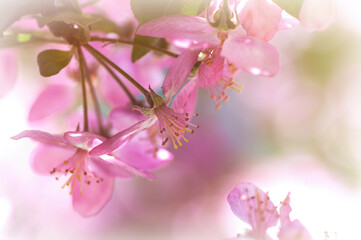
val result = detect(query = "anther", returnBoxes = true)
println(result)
[64,160,69,164]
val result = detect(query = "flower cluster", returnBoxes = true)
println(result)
[0,0,335,217]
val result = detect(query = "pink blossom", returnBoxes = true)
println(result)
[136,0,284,78]
[278,193,313,240]
[299,0,336,31]
[12,130,155,217]
[90,49,200,156]
[227,182,279,239]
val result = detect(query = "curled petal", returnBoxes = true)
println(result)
[227,182,279,237]
[278,11,300,31]
[171,80,198,115]
[28,84,74,121]
[137,15,219,45]
[63,131,106,150]
[0,49,17,98]
[239,0,282,41]
[31,144,74,175]
[222,33,279,77]
[299,0,335,31]
[72,174,114,217]
[89,117,156,156]
[162,49,200,100]
[12,130,68,146]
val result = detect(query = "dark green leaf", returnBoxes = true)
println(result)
[37,48,74,77]
[273,0,304,18]
[131,35,159,62]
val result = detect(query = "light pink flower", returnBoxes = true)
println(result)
[12,130,154,217]
[278,193,313,240]
[227,182,279,239]
[90,49,200,156]
[299,0,335,31]
[136,0,285,78]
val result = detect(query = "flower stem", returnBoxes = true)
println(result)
[91,51,139,106]
[90,36,178,58]
[84,43,154,106]
[76,47,89,132]
[78,47,107,136]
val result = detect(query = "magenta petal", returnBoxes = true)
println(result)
[171,80,198,115]
[0,49,17,98]
[137,15,219,45]
[12,130,68,146]
[31,144,74,175]
[63,131,106,150]
[162,49,200,99]
[89,118,155,156]
[109,107,146,131]
[72,175,114,217]
[112,140,173,170]
[28,84,74,121]
[227,182,279,237]
[197,48,224,88]
[239,0,282,41]
[222,34,280,77]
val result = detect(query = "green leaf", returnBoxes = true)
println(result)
[273,0,304,18]
[37,48,74,77]
[131,35,159,62]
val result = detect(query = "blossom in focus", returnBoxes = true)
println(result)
[12,130,155,217]
[90,49,200,156]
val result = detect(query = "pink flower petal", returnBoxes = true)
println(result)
[197,48,224,88]
[72,174,114,217]
[227,182,279,237]
[109,107,146,132]
[239,0,282,41]
[299,0,335,31]
[278,10,300,31]
[137,15,219,45]
[222,33,280,77]
[112,139,173,171]
[89,117,156,156]
[94,155,155,180]
[12,130,68,146]
[171,80,198,115]
[31,144,74,175]
[0,49,17,98]
[63,131,106,150]
[28,84,74,121]
[162,49,200,99]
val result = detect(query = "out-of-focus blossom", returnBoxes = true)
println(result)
[90,49,200,156]
[278,193,312,240]
[12,130,155,217]
[227,182,279,239]
[0,50,17,98]
[299,0,336,31]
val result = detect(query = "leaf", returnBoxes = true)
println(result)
[131,35,159,62]
[130,0,206,62]
[37,48,74,77]
[273,0,304,18]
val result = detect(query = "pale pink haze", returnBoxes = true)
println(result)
[12,130,157,217]
[0,49,17,98]
[299,0,336,31]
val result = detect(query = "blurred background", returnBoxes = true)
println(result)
[1,0,361,239]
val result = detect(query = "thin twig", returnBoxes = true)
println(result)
[76,47,89,132]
